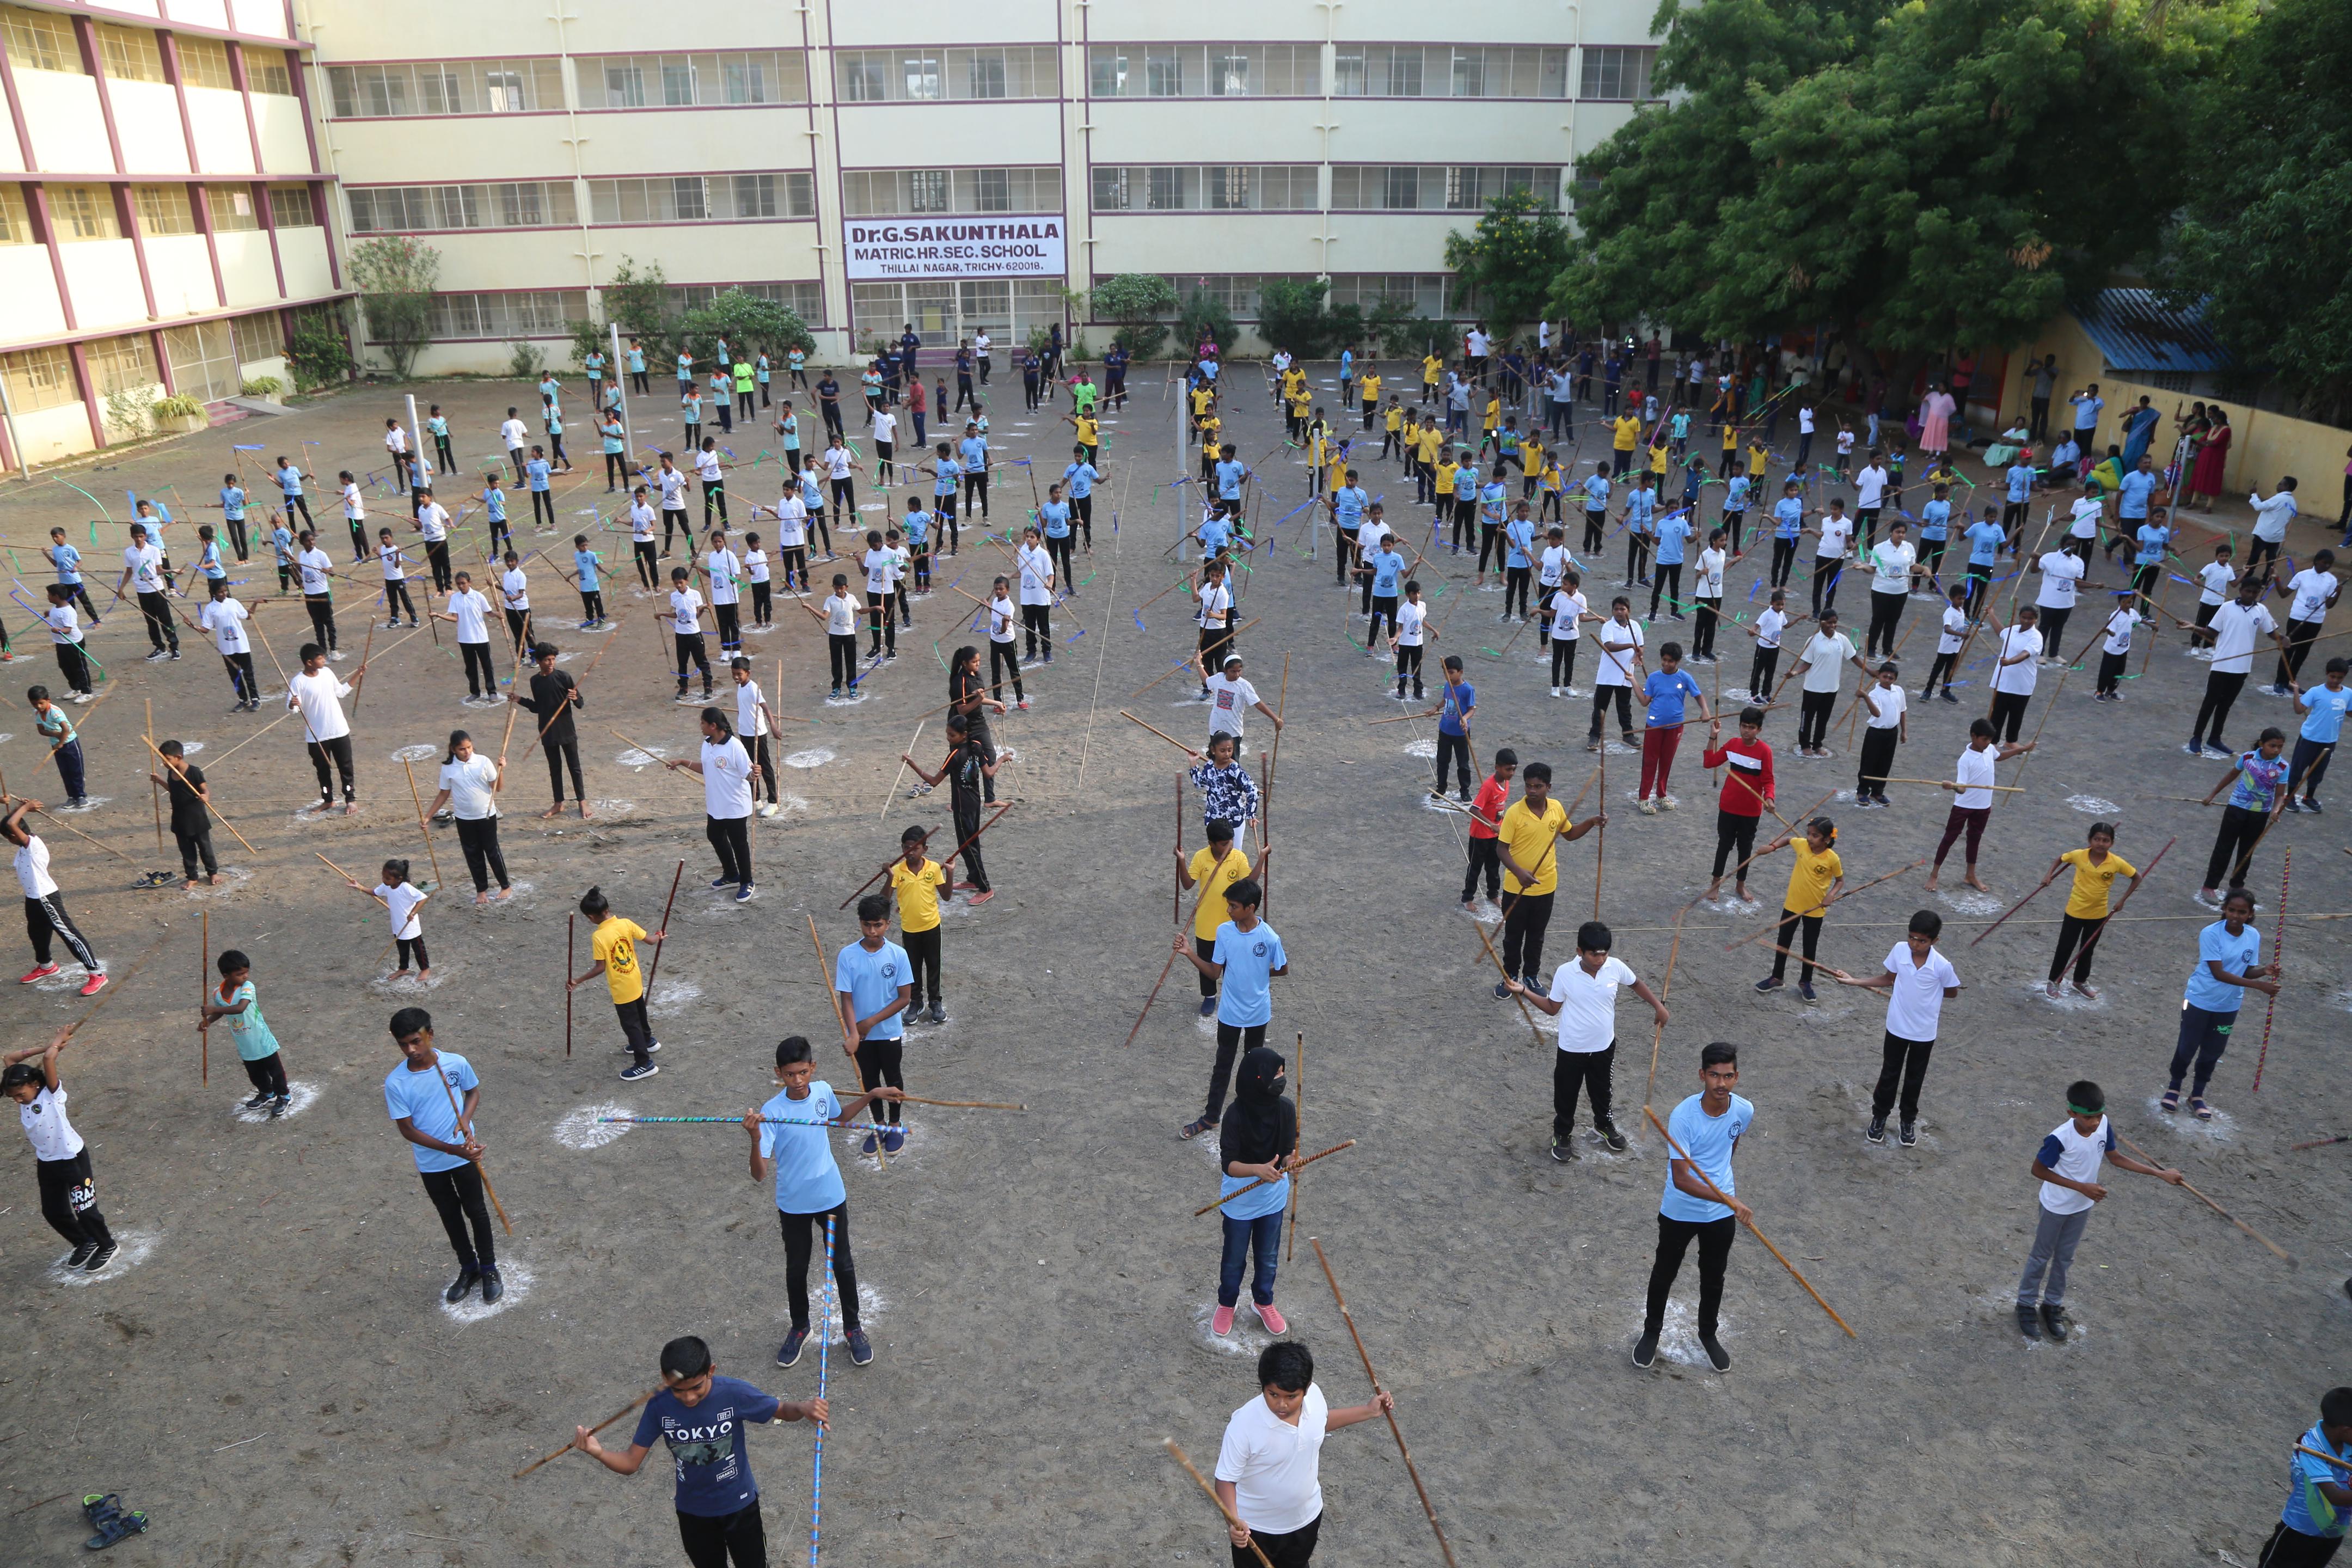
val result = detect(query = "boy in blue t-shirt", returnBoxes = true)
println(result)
[571,533,605,627]
[835,897,914,1152]
[2259,1387,2352,1565]
[1176,876,1287,1139]
[577,1332,827,1553]
[1638,641,1708,810]
[1637,1043,1754,1373]
[524,448,555,532]
[1961,507,2007,618]
[1358,539,1406,647]
[2289,658,2351,811]
[1769,482,1808,590]
[382,1006,501,1304]
[1650,505,1694,622]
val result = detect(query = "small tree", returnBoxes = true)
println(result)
[677,289,817,368]
[1257,278,1350,358]
[1091,273,1178,362]
[1176,291,1238,359]
[286,306,353,390]
[1443,189,1571,346]
[348,236,440,378]
[567,258,677,370]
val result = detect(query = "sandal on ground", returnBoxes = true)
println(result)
[2160,1089,2179,1113]
[2192,1097,2215,1120]
[1178,1116,1214,1140]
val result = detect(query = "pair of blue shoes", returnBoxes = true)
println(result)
[82,1493,150,1551]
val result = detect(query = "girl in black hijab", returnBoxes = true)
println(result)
[1213,1045,1298,1338]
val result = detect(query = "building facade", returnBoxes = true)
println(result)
[0,0,337,470]
[0,0,1662,467]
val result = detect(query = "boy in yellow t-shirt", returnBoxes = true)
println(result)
[1175,817,1253,1016]
[1758,816,1842,997]
[2038,823,2140,1000]
[1196,412,1222,482]
[1519,434,1546,498]
[1382,396,1406,461]
[1720,418,1740,478]
[1358,369,1383,428]
[1491,762,1600,986]
[569,885,666,1078]
[890,824,951,1022]
[1648,438,1670,481]
[1748,438,1771,481]
[1413,416,1443,499]
[1422,352,1444,402]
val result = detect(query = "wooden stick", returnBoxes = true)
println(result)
[2063,835,2176,972]
[145,697,161,853]
[431,1051,512,1234]
[1643,908,1686,1110]
[346,614,377,712]
[1720,860,1926,951]
[1126,616,1261,704]
[1285,1030,1304,1262]
[806,912,885,1166]
[1172,775,1183,926]
[1308,1238,1460,1568]
[880,720,924,820]
[2252,847,2290,1093]
[1262,653,1289,915]
[1993,657,2071,804]
[512,1386,664,1479]
[3,795,146,869]
[399,758,449,893]
[1473,916,1546,1046]
[565,912,575,1059]
[889,1095,1028,1110]
[603,726,698,793]
[1968,877,2056,947]
[1125,838,1232,1048]
[1162,1440,1277,1568]
[645,859,684,994]
[199,907,208,1084]
[1643,1105,1855,1335]
[1119,710,1196,755]
[1193,1139,1354,1216]
[138,735,261,856]
[2290,1135,2347,1152]
[2112,1131,2295,1264]
[1863,777,2024,792]
[1674,787,1841,917]
[1592,736,1606,920]
[837,802,1014,911]
[2299,1443,2352,1472]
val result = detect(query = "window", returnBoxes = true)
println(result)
[587,175,808,224]
[835,46,1057,102]
[842,168,1059,218]
[49,186,120,241]
[1324,274,1455,320]
[244,48,294,95]
[2,346,77,413]
[415,290,590,340]
[1332,45,1569,99]
[665,281,824,323]
[94,23,164,83]
[851,278,1061,347]
[85,333,158,396]
[1579,47,1654,101]
[347,181,578,234]
[1092,166,1315,212]
[1088,43,1319,97]
[205,184,260,232]
[730,174,773,219]
[1330,165,1559,211]
[0,183,28,244]
[326,59,566,117]
[175,36,233,90]
[1148,275,1314,322]
[133,185,195,236]
[268,185,318,228]
[580,51,808,108]
[230,311,282,365]
[163,320,239,403]
[0,7,82,74]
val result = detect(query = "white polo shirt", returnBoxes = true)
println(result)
[2206,599,2276,675]
[701,736,755,819]
[1546,955,1636,1054]
[1881,941,1959,1042]
[1214,1386,1328,1536]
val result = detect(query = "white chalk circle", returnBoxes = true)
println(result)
[2066,794,2121,813]
[440,1257,532,1322]
[179,740,205,756]
[231,1080,321,1123]
[391,743,440,763]
[53,795,112,814]
[647,979,702,1019]
[783,748,836,769]
[616,746,669,769]
[48,1228,162,1287]
[1404,738,1437,759]
[773,1282,889,1342]
[1191,1299,1282,1358]
[186,867,256,900]
[590,798,639,816]
[28,965,95,994]
[555,1101,635,1150]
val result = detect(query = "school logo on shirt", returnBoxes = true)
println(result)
[882,961,898,978]
[1251,942,1267,958]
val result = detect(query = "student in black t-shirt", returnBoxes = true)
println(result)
[902,714,998,903]
[149,739,220,887]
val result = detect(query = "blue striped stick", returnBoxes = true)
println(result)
[596,1115,862,1128]
[810,1215,833,1567]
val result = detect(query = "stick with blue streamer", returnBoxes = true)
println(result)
[810,1215,834,1567]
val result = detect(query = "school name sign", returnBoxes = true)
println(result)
[842,218,1067,280]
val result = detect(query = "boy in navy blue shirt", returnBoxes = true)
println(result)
[578,1332,828,1568]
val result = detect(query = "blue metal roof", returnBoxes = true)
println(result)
[2072,289,2233,376]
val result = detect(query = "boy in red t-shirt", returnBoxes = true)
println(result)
[1700,706,1776,904]
[1460,747,1518,909]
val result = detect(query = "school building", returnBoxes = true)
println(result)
[0,0,1670,468]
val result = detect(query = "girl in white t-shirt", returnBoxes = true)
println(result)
[344,856,431,980]
[822,573,862,699]
[1922,584,1971,702]
[2190,543,2238,654]
[628,486,660,589]
[1389,579,1430,701]
[1693,528,1729,663]
[4,1026,118,1269]
[1926,719,2033,892]
[425,730,512,903]
[742,532,773,627]
[1549,571,1589,696]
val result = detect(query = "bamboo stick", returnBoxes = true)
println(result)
[1308,1239,1459,1568]
[806,912,886,1166]
[399,758,448,892]
[1162,1440,1277,1568]
[1643,909,1686,1110]
[1192,1140,1354,1217]
[2112,1131,2294,1264]
[512,1386,664,1479]
[1473,916,1546,1047]
[138,735,260,856]
[1643,1105,1854,1336]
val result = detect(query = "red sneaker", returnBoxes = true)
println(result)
[1253,1301,1288,1335]
[77,972,107,996]
[1210,1304,1235,1337]
[18,963,59,984]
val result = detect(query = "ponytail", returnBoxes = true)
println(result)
[445,728,470,764]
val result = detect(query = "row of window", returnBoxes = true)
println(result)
[418,281,826,340]
[840,168,1062,219]
[313,42,1657,117]
[1152,273,1471,322]
[0,181,318,242]
[3,311,286,414]
[1092,165,1316,213]
[0,6,295,93]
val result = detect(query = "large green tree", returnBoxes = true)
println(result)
[1443,188,1573,345]
[1557,0,2248,405]
[348,236,439,378]
[2156,0,2352,424]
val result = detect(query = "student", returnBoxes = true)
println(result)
[201,948,289,1115]
[1175,817,1259,1022]
[720,657,779,818]
[835,895,914,1152]
[2190,577,2287,756]
[1428,655,1478,800]
[496,549,534,655]
[2197,726,2288,904]
[2190,542,2239,648]
[1211,1341,1394,1566]
[1808,498,1854,617]
[2164,883,2281,1120]
[149,739,220,887]
[1852,661,1907,807]
[1743,588,1794,702]
[1508,919,1663,1159]
[655,454,693,555]
[664,708,756,902]
[524,445,557,532]
[568,532,608,629]
[425,729,512,905]
[373,526,417,629]
[889,828,950,1026]
[1200,652,1281,753]
[567,886,664,1081]
[1922,720,2031,891]
[2271,550,2343,696]
[1385,578,1432,700]
[6,797,104,991]
[27,685,91,810]
[1825,910,1961,1146]
[384,1007,502,1303]
[2015,1079,2182,1340]
[821,574,860,699]
[1637,641,1708,812]
[669,567,715,701]
[573,1333,828,1568]
[1201,1045,1304,1342]
[1648,497,1692,622]
[1176,877,1287,1141]
[1359,530,1408,646]
[1547,567,1588,697]
[432,571,497,705]
[340,857,430,980]
[1587,598,1645,751]
[289,641,361,813]
[1768,482,1806,589]
[1013,526,1054,666]
[1494,762,1602,991]
[1752,813,1843,999]
[3,1024,117,1269]
[1789,609,1864,757]
[2255,1387,2352,1568]
[337,467,370,562]
[1861,520,1921,659]
[2024,821,2142,1001]
[2287,659,2352,811]
[117,522,180,660]
[1701,706,1775,904]
[1920,583,1970,704]
[1691,528,1728,661]
[1636,1042,1753,1373]
[47,525,99,623]
[902,715,997,903]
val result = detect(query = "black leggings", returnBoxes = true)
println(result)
[2203,802,2268,892]
[397,936,430,971]
[36,1149,112,1249]
[677,1502,766,1568]
[1798,688,1836,749]
[1711,808,1759,882]
[384,580,416,622]
[1769,907,1823,984]
[419,1163,495,1269]
[1865,590,1904,657]
[460,641,497,697]
[1590,683,1633,740]
[778,1202,859,1333]
[2191,671,2249,751]
[1644,1213,1735,1337]
[706,812,752,885]
[456,815,510,892]
[2049,912,2108,984]
[308,734,355,804]
[988,640,1025,701]
[1551,639,1578,689]
[903,924,941,1008]
[241,1050,290,1098]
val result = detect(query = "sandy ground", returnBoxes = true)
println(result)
[0,362,2348,1566]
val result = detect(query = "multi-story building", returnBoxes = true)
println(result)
[0,0,1661,467]
[0,0,338,470]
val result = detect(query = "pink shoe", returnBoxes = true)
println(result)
[1253,1301,1287,1335]
[77,972,107,996]
[1211,1304,1235,1337]
[19,963,60,984]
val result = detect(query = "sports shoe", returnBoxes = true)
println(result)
[2015,1303,2042,1340]
[1550,1136,1575,1162]
[709,876,738,890]
[1493,980,1514,999]
[145,650,170,662]
[1638,797,1658,815]
[1899,1121,1918,1147]
[1658,794,1679,811]
[881,1126,905,1154]
[620,1062,659,1081]
[443,1267,481,1304]
[1698,1332,1731,1372]
[1754,976,1783,994]
[82,1239,118,1272]
[2306,797,2325,814]
[269,1094,289,1119]
[1866,1116,1886,1144]
[1253,1301,1287,1334]
[66,1241,96,1268]
[1597,1120,1630,1154]
[735,883,756,903]
[1939,690,1958,704]
[1198,996,1217,1018]
[1631,1330,1659,1368]
[775,1328,808,1367]
[1797,982,1817,1002]
[2286,797,2304,813]
[756,801,777,817]
[243,1089,273,1109]
[2039,1302,2070,1343]
[19,963,59,984]
[846,1328,874,1366]
[78,972,107,997]
[1211,1304,1236,1337]
[861,1130,879,1154]
[480,1264,505,1303]
[925,1001,946,1025]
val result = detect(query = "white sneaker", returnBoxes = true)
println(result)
[1638,797,1659,815]
[1549,686,1560,697]
[1659,794,1679,811]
